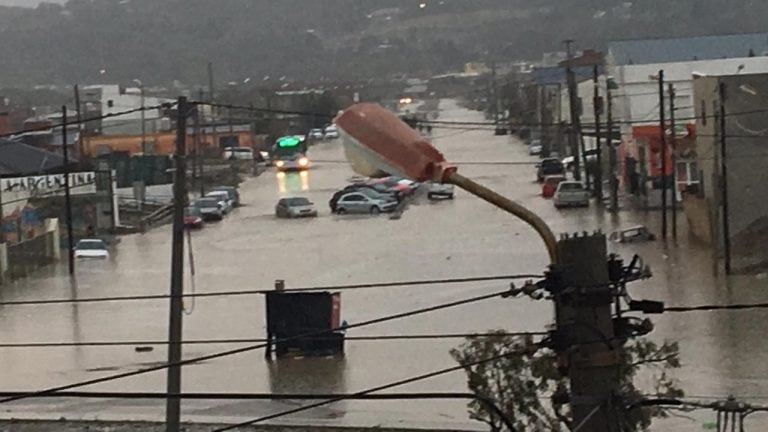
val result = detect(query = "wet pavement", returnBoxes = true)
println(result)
[2,100,768,430]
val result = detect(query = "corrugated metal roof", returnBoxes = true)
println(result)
[609,33,768,66]
[532,65,600,85]
[0,139,67,176]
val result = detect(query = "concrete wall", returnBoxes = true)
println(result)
[5,218,60,281]
[0,242,7,284]
[690,73,768,271]
[682,194,713,244]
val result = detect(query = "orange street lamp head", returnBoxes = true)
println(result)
[335,103,456,182]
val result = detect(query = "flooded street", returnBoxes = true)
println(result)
[2,100,768,430]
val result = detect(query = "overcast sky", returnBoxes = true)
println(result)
[0,0,64,6]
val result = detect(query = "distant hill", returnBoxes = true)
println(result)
[0,0,765,87]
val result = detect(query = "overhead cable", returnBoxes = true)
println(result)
[0,288,514,404]
[0,274,540,307]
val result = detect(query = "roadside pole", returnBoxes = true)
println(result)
[564,39,582,182]
[592,65,603,201]
[669,84,678,240]
[197,88,205,197]
[607,79,618,212]
[551,232,621,431]
[658,70,668,240]
[165,96,188,432]
[61,105,75,276]
[719,83,732,274]
[74,84,84,159]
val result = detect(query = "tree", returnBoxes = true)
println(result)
[450,330,683,431]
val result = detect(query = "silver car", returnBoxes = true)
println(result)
[276,197,318,218]
[193,197,224,221]
[553,181,590,208]
[334,192,398,215]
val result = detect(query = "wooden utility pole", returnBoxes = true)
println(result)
[564,39,582,181]
[658,70,668,240]
[165,96,188,432]
[719,82,732,274]
[197,88,205,197]
[592,65,603,201]
[553,232,621,432]
[668,83,678,240]
[607,79,618,212]
[73,85,84,159]
[61,106,75,275]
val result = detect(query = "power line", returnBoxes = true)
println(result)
[0,331,547,349]
[3,103,173,140]
[0,288,514,404]
[0,274,539,307]
[664,302,768,313]
[0,391,517,431]
[194,100,768,134]
[211,343,539,432]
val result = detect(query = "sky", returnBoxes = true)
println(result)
[0,0,64,6]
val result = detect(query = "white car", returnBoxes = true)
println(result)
[427,182,455,199]
[309,128,325,139]
[205,191,233,214]
[529,140,543,156]
[334,192,398,215]
[324,125,340,139]
[223,147,254,160]
[553,181,590,208]
[74,239,109,259]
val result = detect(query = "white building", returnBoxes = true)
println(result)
[82,85,173,135]
[601,33,768,197]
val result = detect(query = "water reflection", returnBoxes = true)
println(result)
[267,356,347,394]
[276,171,310,195]
[267,356,348,416]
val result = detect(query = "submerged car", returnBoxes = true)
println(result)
[74,239,109,259]
[609,226,656,243]
[276,197,318,218]
[193,197,224,221]
[324,125,340,139]
[309,128,325,139]
[554,181,590,208]
[333,192,398,215]
[541,175,567,198]
[184,206,204,229]
[205,191,234,213]
[212,186,240,206]
[529,140,543,156]
[223,147,253,160]
[427,182,455,199]
[537,158,565,182]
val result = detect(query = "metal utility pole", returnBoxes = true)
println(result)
[719,82,732,274]
[657,70,668,240]
[607,79,618,212]
[197,88,205,197]
[61,106,75,275]
[165,96,189,432]
[564,39,582,181]
[228,107,234,146]
[73,84,84,158]
[140,85,146,154]
[668,84,678,240]
[592,65,603,201]
[0,175,4,244]
[491,61,499,126]
[553,232,621,431]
